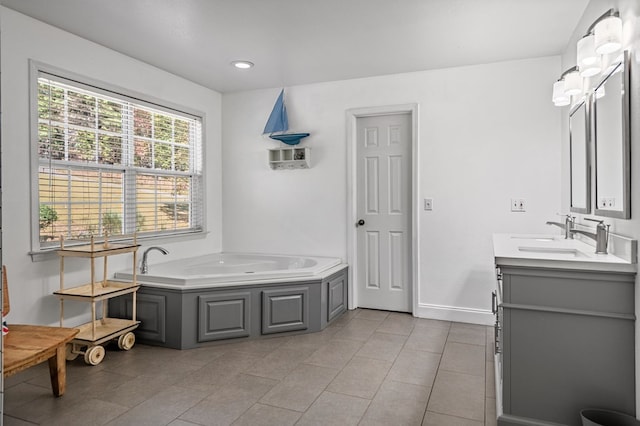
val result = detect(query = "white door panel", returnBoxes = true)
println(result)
[356,113,411,312]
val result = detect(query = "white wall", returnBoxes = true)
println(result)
[559,0,640,415]
[222,56,562,325]
[0,7,223,325]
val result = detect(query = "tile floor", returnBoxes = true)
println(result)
[3,309,497,426]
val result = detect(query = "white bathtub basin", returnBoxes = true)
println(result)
[114,252,345,288]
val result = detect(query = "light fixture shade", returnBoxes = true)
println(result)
[577,35,598,66]
[577,34,602,77]
[563,70,583,96]
[594,15,622,54]
[552,81,570,106]
[580,57,602,77]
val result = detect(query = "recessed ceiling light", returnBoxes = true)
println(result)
[231,60,254,69]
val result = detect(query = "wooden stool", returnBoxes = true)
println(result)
[2,266,78,396]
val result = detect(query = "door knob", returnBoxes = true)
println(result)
[356,219,365,227]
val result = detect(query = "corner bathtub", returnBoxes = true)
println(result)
[114,252,343,288]
[110,252,349,349]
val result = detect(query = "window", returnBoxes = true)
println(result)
[33,68,204,251]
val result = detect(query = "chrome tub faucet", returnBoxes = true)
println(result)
[140,246,169,274]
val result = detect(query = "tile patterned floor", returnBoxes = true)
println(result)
[3,309,497,426]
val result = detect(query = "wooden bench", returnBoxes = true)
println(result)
[2,266,79,396]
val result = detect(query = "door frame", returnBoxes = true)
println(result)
[346,104,420,314]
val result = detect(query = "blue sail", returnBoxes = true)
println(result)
[263,89,288,134]
[263,89,310,146]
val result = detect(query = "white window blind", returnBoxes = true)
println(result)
[35,72,203,249]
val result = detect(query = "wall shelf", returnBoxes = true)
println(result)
[268,147,310,170]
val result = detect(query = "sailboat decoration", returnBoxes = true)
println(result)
[263,89,310,145]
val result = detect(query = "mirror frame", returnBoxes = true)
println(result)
[593,50,631,219]
[569,98,591,214]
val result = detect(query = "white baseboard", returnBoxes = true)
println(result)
[415,302,494,326]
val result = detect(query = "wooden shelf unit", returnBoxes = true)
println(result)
[73,318,140,345]
[268,147,310,169]
[55,234,140,364]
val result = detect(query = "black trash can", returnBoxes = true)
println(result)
[581,409,640,426]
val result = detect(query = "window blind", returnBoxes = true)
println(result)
[36,74,203,248]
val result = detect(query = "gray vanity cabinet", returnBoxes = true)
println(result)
[495,265,635,426]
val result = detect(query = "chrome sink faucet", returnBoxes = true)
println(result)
[545,214,575,239]
[570,218,610,254]
[140,246,169,274]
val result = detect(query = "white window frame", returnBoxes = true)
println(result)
[29,61,207,258]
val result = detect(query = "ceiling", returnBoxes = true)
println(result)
[1,0,589,93]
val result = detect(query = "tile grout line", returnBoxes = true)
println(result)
[419,321,450,425]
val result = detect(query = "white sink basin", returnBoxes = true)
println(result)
[511,236,557,242]
[518,246,587,258]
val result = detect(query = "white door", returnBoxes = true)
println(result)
[356,113,412,312]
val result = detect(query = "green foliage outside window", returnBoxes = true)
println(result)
[102,211,122,236]
[39,204,58,230]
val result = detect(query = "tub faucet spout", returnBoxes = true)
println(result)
[141,246,169,274]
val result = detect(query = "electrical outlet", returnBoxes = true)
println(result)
[424,198,433,211]
[511,198,526,212]
[599,198,616,208]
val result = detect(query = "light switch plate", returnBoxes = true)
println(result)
[424,198,433,211]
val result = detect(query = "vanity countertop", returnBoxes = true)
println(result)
[493,233,636,273]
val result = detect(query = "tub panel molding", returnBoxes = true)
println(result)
[198,292,251,342]
[328,273,347,322]
[262,287,309,334]
[129,293,166,343]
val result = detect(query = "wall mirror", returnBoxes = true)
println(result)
[569,99,590,213]
[593,50,630,219]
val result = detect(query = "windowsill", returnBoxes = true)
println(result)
[29,230,209,262]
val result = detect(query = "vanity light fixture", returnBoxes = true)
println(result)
[577,34,602,77]
[552,80,570,106]
[563,67,583,96]
[552,9,622,107]
[552,67,580,106]
[594,12,623,54]
[231,60,254,69]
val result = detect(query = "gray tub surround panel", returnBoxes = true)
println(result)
[199,292,252,341]
[109,265,348,349]
[261,287,309,334]
[492,234,636,426]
